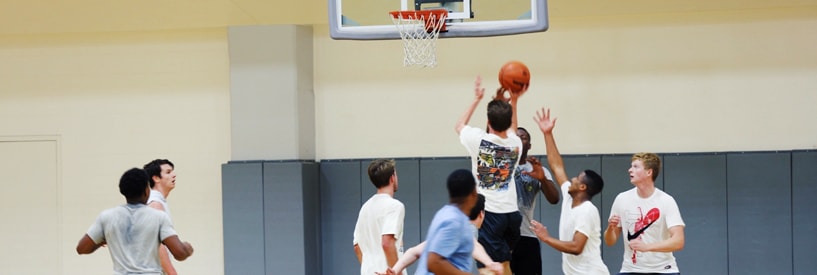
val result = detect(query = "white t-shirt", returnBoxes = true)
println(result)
[147,190,171,218]
[87,204,177,275]
[558,183,609,275]
[353,194,406,275]
[459,125,523,213]
[609,187,685,273]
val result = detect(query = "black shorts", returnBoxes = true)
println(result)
[510,236,541,275]
[477,210,522,264]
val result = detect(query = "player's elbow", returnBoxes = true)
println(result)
[381,241,396,252]
[76,246,89,255]
[566,245,584,255]
[674,237,685,251]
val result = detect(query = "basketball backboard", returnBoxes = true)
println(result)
[329,0,548,40]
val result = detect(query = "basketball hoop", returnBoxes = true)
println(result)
[389,10,448,67]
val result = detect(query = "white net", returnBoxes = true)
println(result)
[390,11,448,67]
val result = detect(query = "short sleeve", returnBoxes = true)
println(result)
[86,214,105,244]
[425,220,463,258]
[381,202,405,235]
[459,126,484,156]
[352,223,359,245]
[664,196,685,228]
[158,212,178,241]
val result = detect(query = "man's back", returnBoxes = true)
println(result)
[459,126,522,213]
[87,204,177,275]
[415,204,474,275]
[353,194,406,275]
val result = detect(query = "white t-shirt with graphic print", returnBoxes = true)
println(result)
[609,187,685,273]
[459,125,522,214]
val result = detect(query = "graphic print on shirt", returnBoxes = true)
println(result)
[514,166,538,212]
[625,207,660,264]
[476,139,519,191]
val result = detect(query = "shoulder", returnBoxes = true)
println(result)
[387,197,405,209]
[578,202,600,215]
[616,188,637,199]
[460,125,483,137]
[98,206,121,219]
[656,189,680,204]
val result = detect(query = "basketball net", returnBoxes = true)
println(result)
[389,10,448,67]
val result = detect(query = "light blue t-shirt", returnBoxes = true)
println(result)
[415,204,474,275]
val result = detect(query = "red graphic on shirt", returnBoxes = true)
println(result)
[627,207,660,264]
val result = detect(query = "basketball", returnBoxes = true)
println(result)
[498,61,530,93]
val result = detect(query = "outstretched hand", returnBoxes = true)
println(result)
[533,107,557,134]
[530,220,552,241]
[474,76,485,101]
[492,87,509,102]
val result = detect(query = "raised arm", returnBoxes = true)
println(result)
[455,76,485,134]
[533,108,569,185]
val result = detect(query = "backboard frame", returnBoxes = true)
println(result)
[328,0,549,40]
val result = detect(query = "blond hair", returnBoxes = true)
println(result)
[632,152,661,182]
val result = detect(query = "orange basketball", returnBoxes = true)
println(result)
[498,61,530,93]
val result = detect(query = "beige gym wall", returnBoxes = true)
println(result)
[314,8,817,159]
[0,29,230,274]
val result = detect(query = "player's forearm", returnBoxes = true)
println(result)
[540,179,560,204]
[509,97,519,134]
[354,244,362,264]
[428,253,471,275]
[383,243,399,268]
[455,98,481,134]
[159,245,177,275]
[543,132,568,184]
[391,251,419,274]
[645,229,685,252]
[604,226,619,246]
[471,241,493,266]
[541,236,583,255]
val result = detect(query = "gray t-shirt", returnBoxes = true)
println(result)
[515,162,554,237]
[87,204,177,275]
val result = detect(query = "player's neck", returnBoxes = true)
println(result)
[376,187,395,197]
[635,182,656,198]
[571,193,590,208]
[489,129,508,139]
[126,199,146,205]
